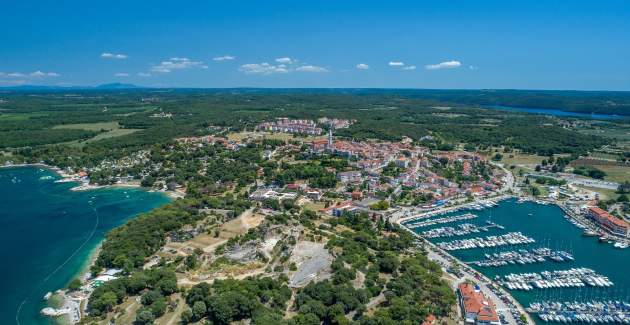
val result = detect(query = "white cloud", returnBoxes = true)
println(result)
[389,61,404,66]
[295,65,328,73]
[3,71,59,78]
[213,55,235,61]
[275,57,295,64]
[30,71,60,77]
[469,65,479,70]
[356,63,369,70]
[137,72,152,77]
[402,65,417,70]
[114,73,130,77]
[425,60,462,70]
[101,52,128,59]
[151,57,207,73]
[239,63,289,75]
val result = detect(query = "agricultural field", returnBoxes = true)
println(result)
[571,159,630,183]
[53,122,141,145]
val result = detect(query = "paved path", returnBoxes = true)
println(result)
[426,248,523,325]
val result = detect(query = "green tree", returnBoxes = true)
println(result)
[67,278,82,291]
[192,300,207,321]
[136,308,156,324]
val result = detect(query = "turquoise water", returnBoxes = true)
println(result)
[0,167,170,325]
[484,105,627,120]
[404,199,630,322]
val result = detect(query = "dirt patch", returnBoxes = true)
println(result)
[288,241,333,287]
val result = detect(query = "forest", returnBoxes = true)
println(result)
[0,89,620,163]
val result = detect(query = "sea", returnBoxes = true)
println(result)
[0,167,171,325]
[403,198,630,324]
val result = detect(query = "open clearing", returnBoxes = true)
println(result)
[53,121,121,131]
[571,160,630,183]
[53,122,141,145]
[288,241,333,288]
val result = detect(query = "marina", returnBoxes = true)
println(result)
[402,198,630,324]
[405,212,478,228]
[436,232,535,251]
[470,248,574,267]
[421,221,504,238]
[528,301,630,323]
[500,268,613,291]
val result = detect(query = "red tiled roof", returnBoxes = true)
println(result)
[459,283,499,323]
[589,207,628,228]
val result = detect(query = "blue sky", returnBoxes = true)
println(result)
[1,0,629,90]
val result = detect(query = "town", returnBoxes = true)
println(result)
[11,116,628,325]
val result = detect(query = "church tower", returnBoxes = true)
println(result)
[327,127,333,150]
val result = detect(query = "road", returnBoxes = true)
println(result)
[425,244,529,325]
[392,165,534,325]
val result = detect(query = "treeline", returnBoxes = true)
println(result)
[0,129,98,148]
[92,199,203,272]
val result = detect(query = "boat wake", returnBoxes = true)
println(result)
[15,201,100,325]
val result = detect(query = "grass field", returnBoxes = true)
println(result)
[53,122,141,145]
[488,152,547,167]
[84,128,140,142]
[0,112,47,121]
[571,160,630,183]
[53,121,120,131]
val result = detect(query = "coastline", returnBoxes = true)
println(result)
[1,164,174,324]
[395,195,535,325]
[1,162,183,199]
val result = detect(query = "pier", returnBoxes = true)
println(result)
[437,232,535,251]
[421,221,504,238]
[468,248,574,267]
[501,268,613,291]
[405,213,477,228]
[528,301,630,323]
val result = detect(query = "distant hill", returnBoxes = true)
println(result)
[0,83,142,91]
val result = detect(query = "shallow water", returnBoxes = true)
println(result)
[0,167,170,325]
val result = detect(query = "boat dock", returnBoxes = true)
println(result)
[436,232,535,251]
[405,213,477,229]
[501,268,614,291]
[420,221,504,238]
[528,300,630,323]
[468,248,574,267]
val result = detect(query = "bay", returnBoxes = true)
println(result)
[483,105,627,120]
[0,167,170,325]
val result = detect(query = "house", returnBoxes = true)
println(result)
[351,191,363,200]
[322,200,355,217]
[337,171,362,184]
[458,283,500,325]
[305,189,323,201]
[249,188,281,201]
